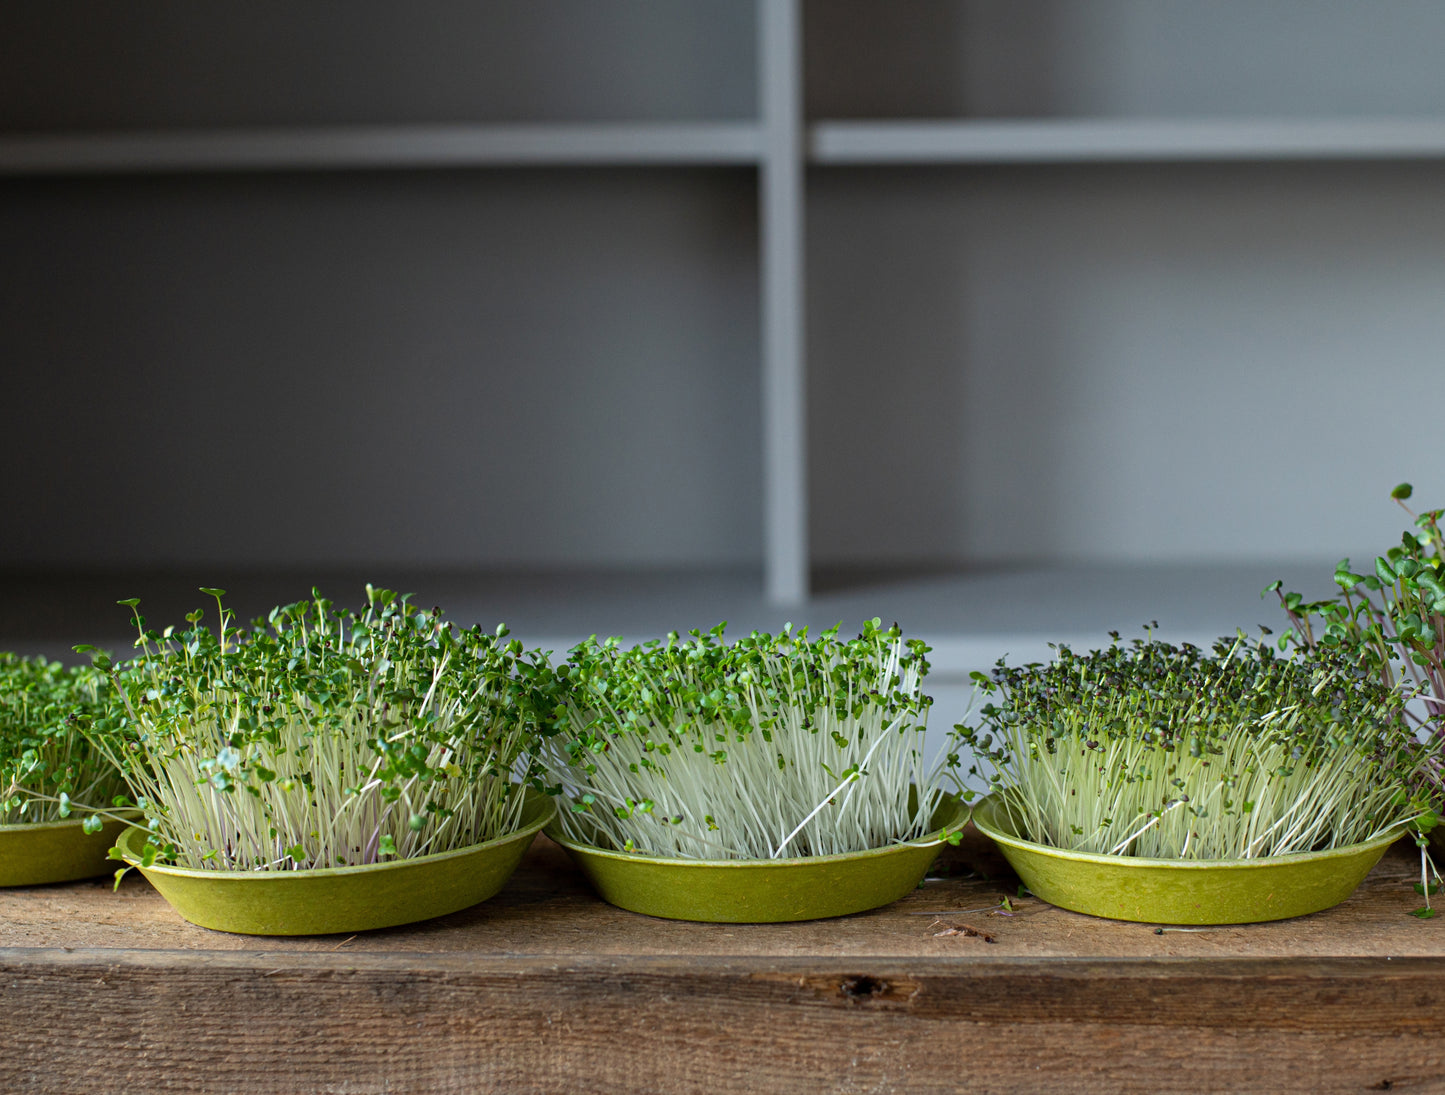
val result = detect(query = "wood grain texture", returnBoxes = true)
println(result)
[5,951,1445,1093]
[3,829,1445,1093]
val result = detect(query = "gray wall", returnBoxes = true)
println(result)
[5,1,1445,572]
[0,1,762,570]
[1,169,761,568]
[805,0,1445,119]
[0,1,756,129]
[808,160,1445,567]
[804,0,1445,568]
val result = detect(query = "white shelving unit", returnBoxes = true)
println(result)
[5,1,1445,613]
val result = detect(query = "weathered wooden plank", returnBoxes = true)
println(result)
[3,952,1445,1093]
[4,830,1445,1092]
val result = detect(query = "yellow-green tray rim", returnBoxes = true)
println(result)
[117,788,554,935]
[0,812,137,887]
[547,791,971,922]
[971,793,1405,924]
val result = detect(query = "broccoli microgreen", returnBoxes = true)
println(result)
[78,586,552,871]
[0,654,126,825]
[544,619,955,860]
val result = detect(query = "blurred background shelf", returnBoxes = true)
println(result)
[0,560,1328,658]
[4,0,1444,616]
[19,117,1445,177]
[810,117,1445,164]
[0,123,766,174]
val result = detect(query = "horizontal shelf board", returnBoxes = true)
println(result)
[810,117,1445,164]
[0,122,764,175]
[0,561,1331,679]
[15,118,1445,174]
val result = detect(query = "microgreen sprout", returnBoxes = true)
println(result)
[0,655,126,825]
[544,619,955,860]
[957,634,1438,860]
[1268,483,1445,748]
[78,586,551,871]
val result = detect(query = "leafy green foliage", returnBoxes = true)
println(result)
[78,586,552,871]
[956,635,1437,860]
[0,655,126,824]
[545,619,954,860]
[1267,484,1445,748]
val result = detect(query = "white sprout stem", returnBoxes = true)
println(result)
[1107,798,1187,857]
[771,715,898,859]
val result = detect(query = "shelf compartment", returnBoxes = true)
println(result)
[0,171,762,572]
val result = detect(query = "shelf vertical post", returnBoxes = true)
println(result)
[759,0,809,604]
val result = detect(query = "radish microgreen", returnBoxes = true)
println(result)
[958,634,1439,860]
[1269,483,1445,749]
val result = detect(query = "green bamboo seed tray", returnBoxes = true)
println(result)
[548,793,971,923]
[0,814,136,887]
[117,789,555,935]
[971,794,1404,925]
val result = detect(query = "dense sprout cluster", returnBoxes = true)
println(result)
[0,655,126,824]
[957,634,1439,860]
[80,587,551,871]
[544,619,953,860]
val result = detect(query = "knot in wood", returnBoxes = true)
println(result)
[839,975,888,1002]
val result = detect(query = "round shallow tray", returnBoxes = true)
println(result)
[547,793,970,923]
[0,813,136,887]
[971,794,1404,925]
[117,789,555,935]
